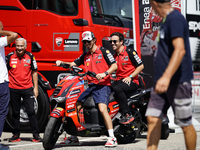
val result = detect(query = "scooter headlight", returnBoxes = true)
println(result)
[53,96,66,103]
[50,83,72,103]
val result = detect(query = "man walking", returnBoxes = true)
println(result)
[145,0,197,150]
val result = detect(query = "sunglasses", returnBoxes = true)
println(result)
[83,40,92,44]
[109,40,119,44]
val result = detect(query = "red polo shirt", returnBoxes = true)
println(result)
[6,51,37,89]
[114,46,143,85]
[74,46,116,86]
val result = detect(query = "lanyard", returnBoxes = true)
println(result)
[162,8,174,24]
[157,8,174,42]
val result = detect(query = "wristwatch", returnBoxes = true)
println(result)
[129,74,133,79]
[104,71,109,76]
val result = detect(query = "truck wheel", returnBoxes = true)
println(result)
[43,117,62,150]
[160,123,170,139]
[5,85,50,132]
[37,86,50,131]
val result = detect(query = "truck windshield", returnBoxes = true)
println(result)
[89,0,133,28]
[20,0,78,16]
[38,0,78,15]
[101,0,132,18]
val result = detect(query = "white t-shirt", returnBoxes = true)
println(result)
[0,36,8,83]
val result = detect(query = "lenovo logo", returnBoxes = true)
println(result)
[64,39,79,45]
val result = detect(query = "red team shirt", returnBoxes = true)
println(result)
[6,51,37,89]
[74,46,116,86]
[114,46,143,85]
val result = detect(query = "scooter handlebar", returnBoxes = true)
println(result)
[53,64,99,80]
[52,63,70,69]
[86,71,100,82]
[71,66,83,73]
[75,71,97,78]
[53,64,83,73]
[86,71,96,78]
[60,63,70,68]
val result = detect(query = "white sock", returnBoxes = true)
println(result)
[108,129,114,138]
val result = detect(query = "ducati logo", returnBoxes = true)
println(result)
[56,37,63,47]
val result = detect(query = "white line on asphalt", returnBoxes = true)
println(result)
[79,136,107,142]
[8,137,107,148]
[9,143,42,148]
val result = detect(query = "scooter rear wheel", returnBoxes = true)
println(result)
[115,125,137,144]
[160,123,170,139]
[43,117,62,150]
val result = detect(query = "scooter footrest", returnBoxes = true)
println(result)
[82,123,104,131]
[82,123,99,129]
[91,127,102,131]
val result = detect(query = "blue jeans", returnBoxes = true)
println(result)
[0,82,10,137]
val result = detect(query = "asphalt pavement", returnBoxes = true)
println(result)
[0,130,199,150]
[1,108,199,150]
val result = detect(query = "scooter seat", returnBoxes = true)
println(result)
[82,92,116,107]
[82,95,96,108]
[109,92,115,102]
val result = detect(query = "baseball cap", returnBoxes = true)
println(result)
[154,0,170,3]
[82,31,95,42]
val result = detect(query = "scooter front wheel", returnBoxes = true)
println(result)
[43,117,62,150]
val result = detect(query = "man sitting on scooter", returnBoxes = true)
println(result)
[56,31,118,147]
[110,32,144,124]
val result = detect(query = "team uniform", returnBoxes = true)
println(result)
[112,46,143,122]
[7,51,37,89]
[145,9,193,126]
[61,31,118,147]
[114,46,143,84]
[6,51,39,138]
[74,46,116,105]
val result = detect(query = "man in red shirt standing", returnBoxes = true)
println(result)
[6,38,42,142]
[110,32,144,124]
[56,31,118,147]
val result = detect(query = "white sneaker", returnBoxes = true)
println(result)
[60,136,79,145]
[105,137,118,147]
